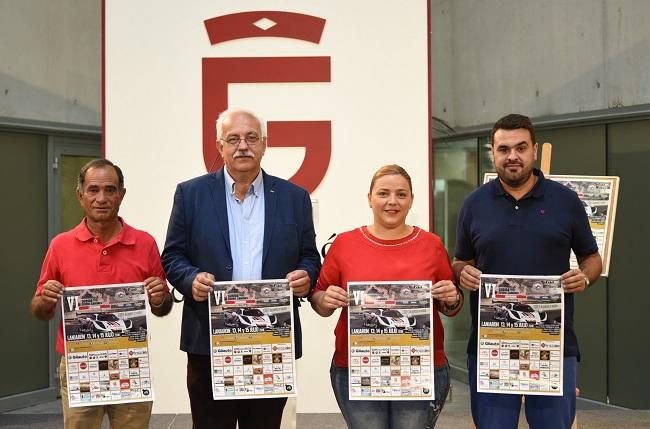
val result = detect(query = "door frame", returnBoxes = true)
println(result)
[45,136,102,397]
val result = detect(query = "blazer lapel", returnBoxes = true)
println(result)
[208,169,232,256]
[262,171,276,265]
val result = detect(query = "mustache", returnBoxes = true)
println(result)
[504,162,523,167]
[234,150,255,158]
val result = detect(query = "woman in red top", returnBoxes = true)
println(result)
[310,164,463,429]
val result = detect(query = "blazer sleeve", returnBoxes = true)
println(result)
[295,190,322,292]
[161,184,200,298]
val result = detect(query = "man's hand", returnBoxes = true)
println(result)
[40,280,64,306]
[31,280,64,320]
[565,252,602,294]
[458,265,482,291]
[192,272,215,302]
[287,270,311,298]
[561,269,589,294]
[144,277,166,306]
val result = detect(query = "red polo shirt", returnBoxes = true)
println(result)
[36,218,167,354]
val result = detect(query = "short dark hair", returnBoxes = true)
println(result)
[77,159,124,191]
[491,113,536,145]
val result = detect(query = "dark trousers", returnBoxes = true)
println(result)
[187,353,288,429]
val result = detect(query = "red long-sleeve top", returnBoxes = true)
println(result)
[314,226,456,368]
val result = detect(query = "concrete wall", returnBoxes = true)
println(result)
[0,0,100,126]
[431,0,650,128]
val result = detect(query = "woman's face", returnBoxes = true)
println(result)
[368,174,414,230]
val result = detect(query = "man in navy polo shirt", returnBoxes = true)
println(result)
[452,113,602,429]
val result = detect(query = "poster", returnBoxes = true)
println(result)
[347,281,433,400]
[61,283,153,407]
[209,280,296,399]
[477,275,563,395]
[552,175,619,275]
[484,173,619,276]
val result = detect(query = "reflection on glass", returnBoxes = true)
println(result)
[433,139,478,255]
[479,138,495,181]
[61,155,96,233]
[433,138,479,369]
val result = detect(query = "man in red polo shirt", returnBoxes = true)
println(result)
[30,158,172,429]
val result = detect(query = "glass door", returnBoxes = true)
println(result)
[46,137,101,391]
[52,139,101,234]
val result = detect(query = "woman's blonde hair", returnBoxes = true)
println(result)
[369,164,413,193]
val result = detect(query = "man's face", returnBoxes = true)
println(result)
[217,112,266,177]
[492,128,538,188]
[77,166,125,224]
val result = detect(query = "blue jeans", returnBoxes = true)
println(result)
[330,362,450,429]
[468,354,577,429]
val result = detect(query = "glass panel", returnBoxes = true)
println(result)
[0,131,49,396]
[433,139,478,255]
[60,155,96,232]
[479,137,495,181]
[432,138,478,368]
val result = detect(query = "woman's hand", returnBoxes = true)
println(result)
[431,280,463,316]
[310,285,348,317]
[322,285,349,309]
[431,280,458,304]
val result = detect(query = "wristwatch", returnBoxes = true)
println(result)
[444,291,461,311]
[583,273,590,289]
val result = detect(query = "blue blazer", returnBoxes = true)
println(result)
[162,169,321,358]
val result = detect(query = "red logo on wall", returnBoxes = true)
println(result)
[202,11,331,193]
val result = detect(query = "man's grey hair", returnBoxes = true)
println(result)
[215,108,267,140]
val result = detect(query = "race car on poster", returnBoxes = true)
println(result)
[224,308,277,329]
[582,200,598,216]
[78,313,133,334]
[494,303,547,324]
[362,308,416,329]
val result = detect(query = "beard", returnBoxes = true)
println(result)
[496,162,535,188]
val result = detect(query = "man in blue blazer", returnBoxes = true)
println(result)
[162,108,321,429]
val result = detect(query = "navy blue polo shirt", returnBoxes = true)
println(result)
[455,169,598,358]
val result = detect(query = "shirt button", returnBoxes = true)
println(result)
[93,239,98,243]
[102,250,108,255]
[515,206,519,210]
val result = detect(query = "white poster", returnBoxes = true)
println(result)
[61,283,154,407]
[477,275,563,396]
[347,281,433,400]
[209,280,296,399]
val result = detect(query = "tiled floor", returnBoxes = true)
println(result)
[3,379,650,428]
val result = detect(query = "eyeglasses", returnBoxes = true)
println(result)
[220,134,263,147]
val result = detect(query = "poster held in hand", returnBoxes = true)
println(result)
[477,274,563,395]
[347,281,434,400]
[61,282,154,407]
[209,279,297,399]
